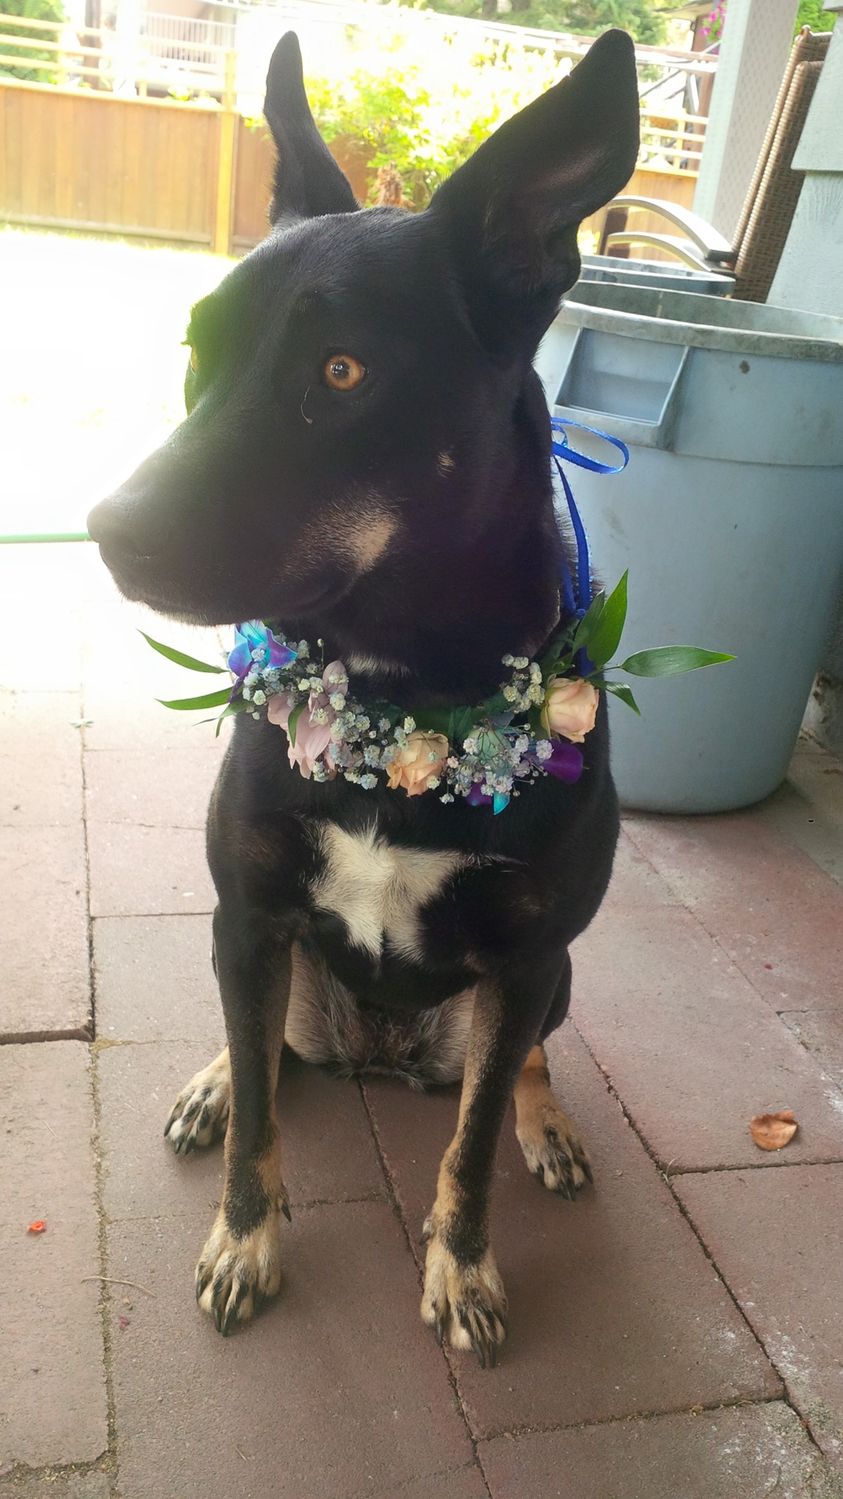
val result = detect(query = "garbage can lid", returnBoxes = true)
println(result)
[562,282,843,362]
[579,255,734,294]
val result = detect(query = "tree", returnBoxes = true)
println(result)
[415,0,666,41]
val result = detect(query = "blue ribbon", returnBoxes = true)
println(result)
[550,417,629,619]
[550,417,630,675]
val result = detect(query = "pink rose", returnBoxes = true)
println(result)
[267,691,332,778]
[265,660,349,779]
[386,731,449,797]
[540,677,599,743]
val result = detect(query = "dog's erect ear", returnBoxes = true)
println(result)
[264,33,359,222]
[430,29,639,357]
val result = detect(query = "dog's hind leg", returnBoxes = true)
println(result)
[193,902,293,1335]
[420,952,568,1366]
[513,1044,592,1199]
[512,950,592,1198]
[164,1046,231,1155]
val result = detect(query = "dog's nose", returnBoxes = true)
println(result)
[87,495,160,561]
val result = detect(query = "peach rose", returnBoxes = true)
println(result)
[386,731,449,797]
[540,677,599,743]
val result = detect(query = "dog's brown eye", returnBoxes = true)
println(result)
[322,354,367,391]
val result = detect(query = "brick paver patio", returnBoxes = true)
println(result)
[2,542,843,1499]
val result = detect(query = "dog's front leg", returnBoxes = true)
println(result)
[420,955,565,1366]
[194,903,291,1336]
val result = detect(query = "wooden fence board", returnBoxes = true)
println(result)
[1,77,699,258]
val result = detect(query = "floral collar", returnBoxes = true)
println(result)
[144,421,731,814]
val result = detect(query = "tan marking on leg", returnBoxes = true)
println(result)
[195,1201,283,1337]
[191,943,291,1335]
[420,1235,506,1365]
[420,986,508,1365]
[513,1044,592,1199]
[196,1122,287,1335]
[164,1046,230,1155]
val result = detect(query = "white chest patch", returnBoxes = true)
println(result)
[311,823,463,963]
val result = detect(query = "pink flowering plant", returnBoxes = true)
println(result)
[142,576,731,815]
[699,2,726,45]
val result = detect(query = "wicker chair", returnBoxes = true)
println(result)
[597,27,831,301]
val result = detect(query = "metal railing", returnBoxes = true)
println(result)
[0,3,711,166]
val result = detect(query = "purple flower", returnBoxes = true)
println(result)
[228,621,296,681]
[466,783,510,814]
[540,741,584,784]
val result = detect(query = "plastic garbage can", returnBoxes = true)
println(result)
[580,254,733,297]
[535,282,843,813]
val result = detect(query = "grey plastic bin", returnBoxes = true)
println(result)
[580,254,733,298]
[535,283,843,813]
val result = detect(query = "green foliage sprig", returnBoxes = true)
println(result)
[539,571,732,716]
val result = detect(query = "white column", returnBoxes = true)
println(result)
[694,0,799,238]
[772,3,843,757]
[770,2,843,314]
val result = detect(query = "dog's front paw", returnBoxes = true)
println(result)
[420,1223,507,1368]
[516,1104,593,1200]
[164,1048,230,1155]
[195,1210,283,1336]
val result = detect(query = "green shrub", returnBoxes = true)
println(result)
[794,0,834,32]
[306,39,562,208]
[307,68,500,207]
[0,0,67,84]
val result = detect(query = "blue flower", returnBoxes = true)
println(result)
[229,622,296,681]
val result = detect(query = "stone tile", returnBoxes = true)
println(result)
[0,692,84,827]
[84,746,221,830]
[93,914,219,1044]
[97,1044,383,1221]
[479,1402,843,1499]
[624,813,843,1011]
[86,823,214,917]
[82,603,226,753]
[782,1010,843,1093]
[0,1044,107,1468]
[0,1475,112,1499]
[601,827,681,909]
[676,1165,843,1470]
[572,903,843,1171]
[82,686,226,755]
[108,1203,474,1499]
[0,824,90,1040]
[352,1466,489,1499]
[760,745,843,888]
[364,1026,778,1439]
[0,547,85,693]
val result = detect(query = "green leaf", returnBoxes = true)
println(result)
[140,632,225,674]
[619,647,735,678]
[603,681,641,714]
[449,707,476,747]
[585,571,629,671]
[215,699,247,737]
[413,707,450,736]
[542,653,573,680]
[571,590,606,654]
[477,691,511,721]
[157,688,233,711]
[539,626,574,674]
[287,701,305,747]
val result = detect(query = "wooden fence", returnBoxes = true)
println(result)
[0,74,700,256]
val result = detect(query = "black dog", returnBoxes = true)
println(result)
[87,29,639,1364]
